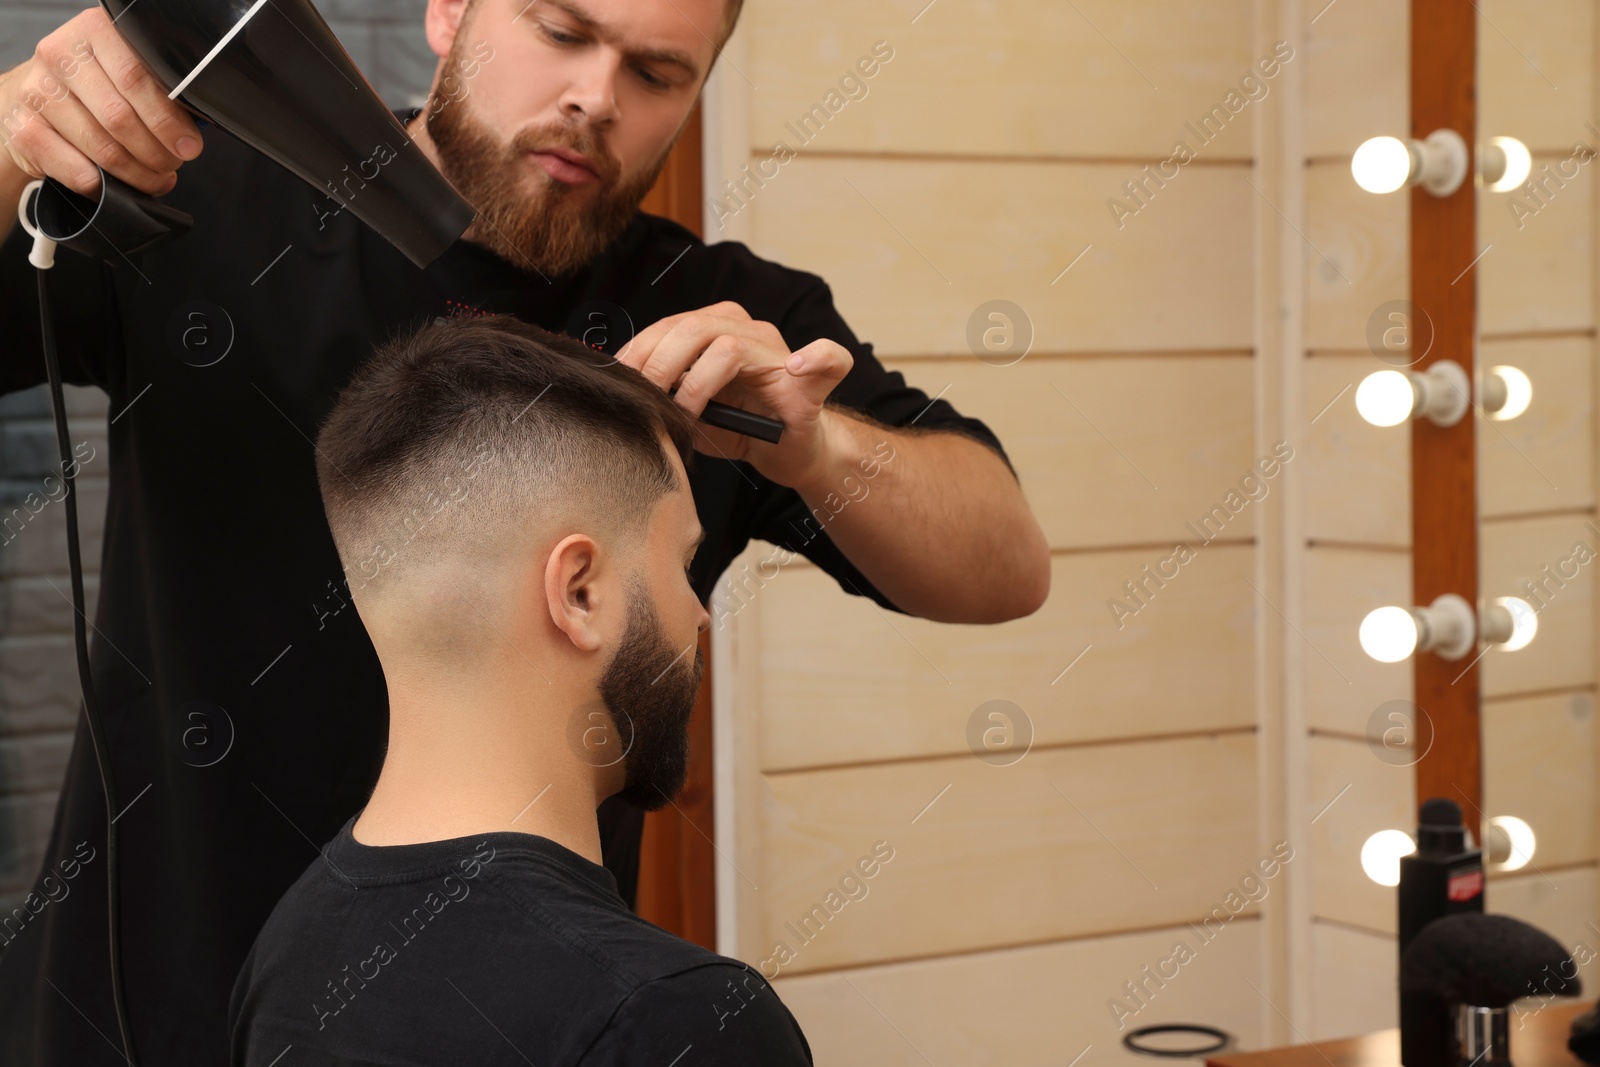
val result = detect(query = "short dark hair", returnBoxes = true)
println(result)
[315,314,697,597]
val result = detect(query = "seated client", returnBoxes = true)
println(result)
[229,315,812,1065]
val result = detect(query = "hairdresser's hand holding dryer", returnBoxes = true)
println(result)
[0,2,1049,1064]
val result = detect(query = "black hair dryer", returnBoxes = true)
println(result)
[95,0,476,269]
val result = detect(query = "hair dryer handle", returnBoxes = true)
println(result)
[31,166,193,262]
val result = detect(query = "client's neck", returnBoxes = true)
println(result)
[353,669,613,866]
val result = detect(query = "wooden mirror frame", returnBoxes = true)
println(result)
[1410,2,1483,817]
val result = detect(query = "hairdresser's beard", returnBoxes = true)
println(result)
[598,586,703,811]
[425,76,674,278]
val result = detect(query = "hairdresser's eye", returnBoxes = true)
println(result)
[541,23,583,46]
[636,65,669,90]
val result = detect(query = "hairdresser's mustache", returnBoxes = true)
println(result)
[511,124,623,186]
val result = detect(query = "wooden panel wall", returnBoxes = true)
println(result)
[1473,0,1600,966]
[1299,0,1413,1039]
[706,2,1291,1061]
[703,4,1600,1057]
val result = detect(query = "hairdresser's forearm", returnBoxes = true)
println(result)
[790,408,1051,624]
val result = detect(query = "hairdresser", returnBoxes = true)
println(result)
[0,1,1049,1063]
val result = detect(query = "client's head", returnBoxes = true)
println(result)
[314,315,707,812]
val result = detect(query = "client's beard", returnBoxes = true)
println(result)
[425,44,677,277]
[597,584,704,811]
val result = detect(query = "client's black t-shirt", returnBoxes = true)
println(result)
[0,108,1009,1065]
[229,819,812,1066]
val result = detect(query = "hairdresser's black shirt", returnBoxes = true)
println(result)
[0,112,1007,1066]
[229,819,813,1065]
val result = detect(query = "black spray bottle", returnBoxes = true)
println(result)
[1399,797,1486,1067]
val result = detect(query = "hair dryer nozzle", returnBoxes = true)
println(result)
[100,0,476,270]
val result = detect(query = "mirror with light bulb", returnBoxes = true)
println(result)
[1344,4,1596,969]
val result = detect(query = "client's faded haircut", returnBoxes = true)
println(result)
[315,314,697,601]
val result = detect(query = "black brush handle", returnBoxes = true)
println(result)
[697,399,784,444]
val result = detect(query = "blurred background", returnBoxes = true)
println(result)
[1,1,1596,1064]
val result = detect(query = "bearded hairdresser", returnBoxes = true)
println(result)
[0,0,1050,1062]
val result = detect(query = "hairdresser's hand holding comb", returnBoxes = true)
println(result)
[619,301,853,490]
[0,6,203,230]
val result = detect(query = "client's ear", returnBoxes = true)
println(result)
[545,533,608,652]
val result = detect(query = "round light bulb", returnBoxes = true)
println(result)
[1488,815,1536,871]
[1487,136,1532,193]
[1356,370,1417,427]
[1493,596,1538,651]
[1352,136,1413,194]
[1487,365,1532,421]
[1360,606,1419,663]
[1361,829,1417,887]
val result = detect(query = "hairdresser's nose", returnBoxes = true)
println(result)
[559,54,622,130]
[696,601,711,634]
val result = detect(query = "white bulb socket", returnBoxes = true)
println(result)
[1415,593,1477,660]
[1356,360,1470,428]
[1352,130,1469,197]
[1482,365,1532,421]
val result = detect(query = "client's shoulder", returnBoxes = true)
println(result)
[476,846,812,1061]
[477,840,725,984]
[230,829,812,1063]
[577,959,814,1066]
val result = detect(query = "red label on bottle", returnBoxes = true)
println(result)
[1447,869,1484,902]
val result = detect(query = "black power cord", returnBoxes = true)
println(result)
[34,256,138,1066]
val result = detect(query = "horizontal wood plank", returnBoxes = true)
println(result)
[879,354,1256,550]
[1479,337,1595,519]
[746,0,1259,160]
[1479,513,1596,698]
[742,549,1256,773]
[769,920,1264,1067]
[1484,691,1596,868]
[746,157,1254,356]
[1303,0,1407,161]
[1310,921,1397,1041]
[1478,165,1594,337]
[1302,546,1413,736]
[1309,734,1414,935]
[1302,355,1410,546]
[1486,864,1600,963]
[1478,0,1596,155]
[754,733,1262,972]
[1304,161,1409,354]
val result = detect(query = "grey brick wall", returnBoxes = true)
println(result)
[0,0,436,942]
